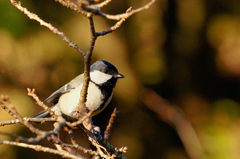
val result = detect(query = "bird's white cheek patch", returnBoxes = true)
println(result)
[90,71,112,84]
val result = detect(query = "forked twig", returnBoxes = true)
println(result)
[56,0,156,21]
[1,97,58,143]
[64,127,99,156]
[67,109,94,128]
[95,7,132,37]
[95,133,126,159]
[1,95,44,135]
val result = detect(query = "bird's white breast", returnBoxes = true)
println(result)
[57,82,105,117]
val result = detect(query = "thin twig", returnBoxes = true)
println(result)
[1,95,60,144]
[103,0,156,20]
[27,88,55,117]
[0,140,82,159]
[82,4,106,17]
[55,0,90,16]
[87,135,110,159]
[95,133,126,159]
[104,108,118,140]
[98,0,112,8]
[2,95,44,136]
[0,130,55,144]
[46,123,86,158]
[56,0,156,22]
[10,0,86,57]
[0,131,31,142]
[95,7,132,37]
[0,117,55,126]
[64,127,99,156]
[67,110,94,128]
[0,100,17,118]
[24,122,64,143]
[65,127,78,145]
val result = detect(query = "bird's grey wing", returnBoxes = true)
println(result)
[44,84,75,105]
[33,74,84,118]
[44,74,84,105]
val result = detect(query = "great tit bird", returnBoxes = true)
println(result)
[34,60,124,119]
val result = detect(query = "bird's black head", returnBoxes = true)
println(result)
[90,60,124,87]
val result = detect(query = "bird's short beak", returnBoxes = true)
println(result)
[114,73,124,78]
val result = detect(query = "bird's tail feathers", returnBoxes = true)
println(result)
[33,110,50,118]
[33,105,56,118]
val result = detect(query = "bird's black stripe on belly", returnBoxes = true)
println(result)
[90,77,117,111]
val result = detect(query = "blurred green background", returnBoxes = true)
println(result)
[1,0,240,158]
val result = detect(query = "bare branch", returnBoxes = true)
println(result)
[64,127,99,156]
[55,0,87,15]
[67,109,94,128]
[98,0,112,8]
[1,94,45,136]
[1,96,59,144]
[56,0,156,22]
[104,108,118,140]
[103,0,156,20]
[0,140,83,159]
[0,131,31,143]
[0,123,57,144]
[95,133,127,159]
[0,98,17,118]
[27,88,55,117]
[0,117,55,126]
[95,7,132,37]
[10,0,86,57]
[55,0,104,17]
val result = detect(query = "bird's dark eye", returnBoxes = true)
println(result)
[104,68,110,74]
